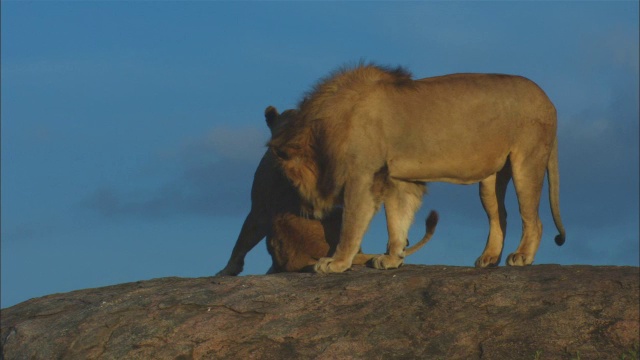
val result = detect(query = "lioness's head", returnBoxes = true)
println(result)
[266,106,335,219]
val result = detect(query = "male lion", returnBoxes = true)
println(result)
[216,106,438,275]
[268,64,566,273]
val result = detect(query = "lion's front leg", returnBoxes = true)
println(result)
[314,177,379,274]
[373,180,425,270]
[216,211,268,276]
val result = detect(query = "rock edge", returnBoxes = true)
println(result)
[2,265,639,359]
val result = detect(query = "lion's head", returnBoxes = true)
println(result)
[267,109,339,219]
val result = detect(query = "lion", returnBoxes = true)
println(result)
[216,106,439,275]
[268,64,567,273]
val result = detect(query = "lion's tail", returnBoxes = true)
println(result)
[405,210,439,256]
[351,210,439,265]
[547,137,567,246]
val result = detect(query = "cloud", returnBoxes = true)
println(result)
[590,25,639,76]
[181,126,266,163]
[83,125,269,219]
[557,52,639,227]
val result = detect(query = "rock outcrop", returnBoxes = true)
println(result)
[2,265,639,359]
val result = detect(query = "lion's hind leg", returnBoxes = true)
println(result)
[507,152,547,266]
[475,163,512,268]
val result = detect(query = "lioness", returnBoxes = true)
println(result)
[269,64,566,273]
[216,106,438,275]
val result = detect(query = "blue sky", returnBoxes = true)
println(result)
[2,2,638,308]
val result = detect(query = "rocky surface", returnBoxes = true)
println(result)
[2,265,639,359]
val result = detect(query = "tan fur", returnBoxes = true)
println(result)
[269,208,439,273]
[269,64,566,273]
[216,106,438,275]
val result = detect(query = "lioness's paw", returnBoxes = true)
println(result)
[475,254,501,268]
[506,252,534,266]
[313,257,350,274]
[372,255,404,270]
[215,263,243,276]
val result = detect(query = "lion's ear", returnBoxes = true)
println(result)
[265,106,279,130]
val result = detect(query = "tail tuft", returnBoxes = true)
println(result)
[402,210,439,257]
[425,211,439,232]
[554,234,565,246]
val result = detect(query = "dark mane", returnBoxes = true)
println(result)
[298,62,414,109]
[270,63,415,150]
[267,63,417,216]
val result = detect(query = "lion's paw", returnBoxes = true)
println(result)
[313,257,350,274]
[372,255,404,270]
[215,263,243,276]
[506,252,534,266]
[475,254,501,268]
